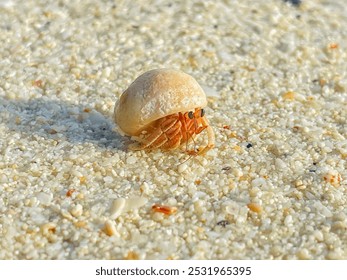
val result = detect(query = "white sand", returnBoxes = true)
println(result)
[0,0,346,259]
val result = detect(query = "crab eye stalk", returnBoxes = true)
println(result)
[188,111,194,119]
[200,108,205,117]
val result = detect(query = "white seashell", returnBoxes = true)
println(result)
[123,196,148,211]
[114,68,207,136]
[109,196,148,219]
[109,197,126,219]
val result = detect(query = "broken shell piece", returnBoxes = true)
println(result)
[152,204,178,215]
[70,204,83,217]
[110,196,148,219]
[323,170,342,187]
[114,68,207,136]
[110,198,126,219]
[124,196,148,211]
[40,222,56,236]
[247,202,263,213]
[103,220,119,237]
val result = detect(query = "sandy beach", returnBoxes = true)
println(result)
[0,0,346,259]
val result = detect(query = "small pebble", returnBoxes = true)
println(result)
[216,220,230,227]
[41,222,56,236]
[275,158,286,170]
[103,220,118,237]
[178,163,188,173]
[251,178,266,187]
[296,248,311,260]
[313,230,324,242]
[126,156,137,165]
[283,0,301,6]
[247,203,263,214]
[284,215,293,226]
[70,204,83,217]
[36,192,53,206]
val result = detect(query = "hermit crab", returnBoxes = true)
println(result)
[113,69,215,155]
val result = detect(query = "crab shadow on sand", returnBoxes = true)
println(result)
[0,96,125,152]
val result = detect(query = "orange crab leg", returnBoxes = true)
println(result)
[130,115,182,150]
[196,117,215,155]
[129,108,215,154]
[179,113,193,143]
[161,132,182,150]
[146,120,183,150]
[149,119,183,149]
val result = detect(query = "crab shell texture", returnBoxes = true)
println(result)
[114,68,207,136]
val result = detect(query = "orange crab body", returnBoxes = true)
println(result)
[131,108,214,154]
